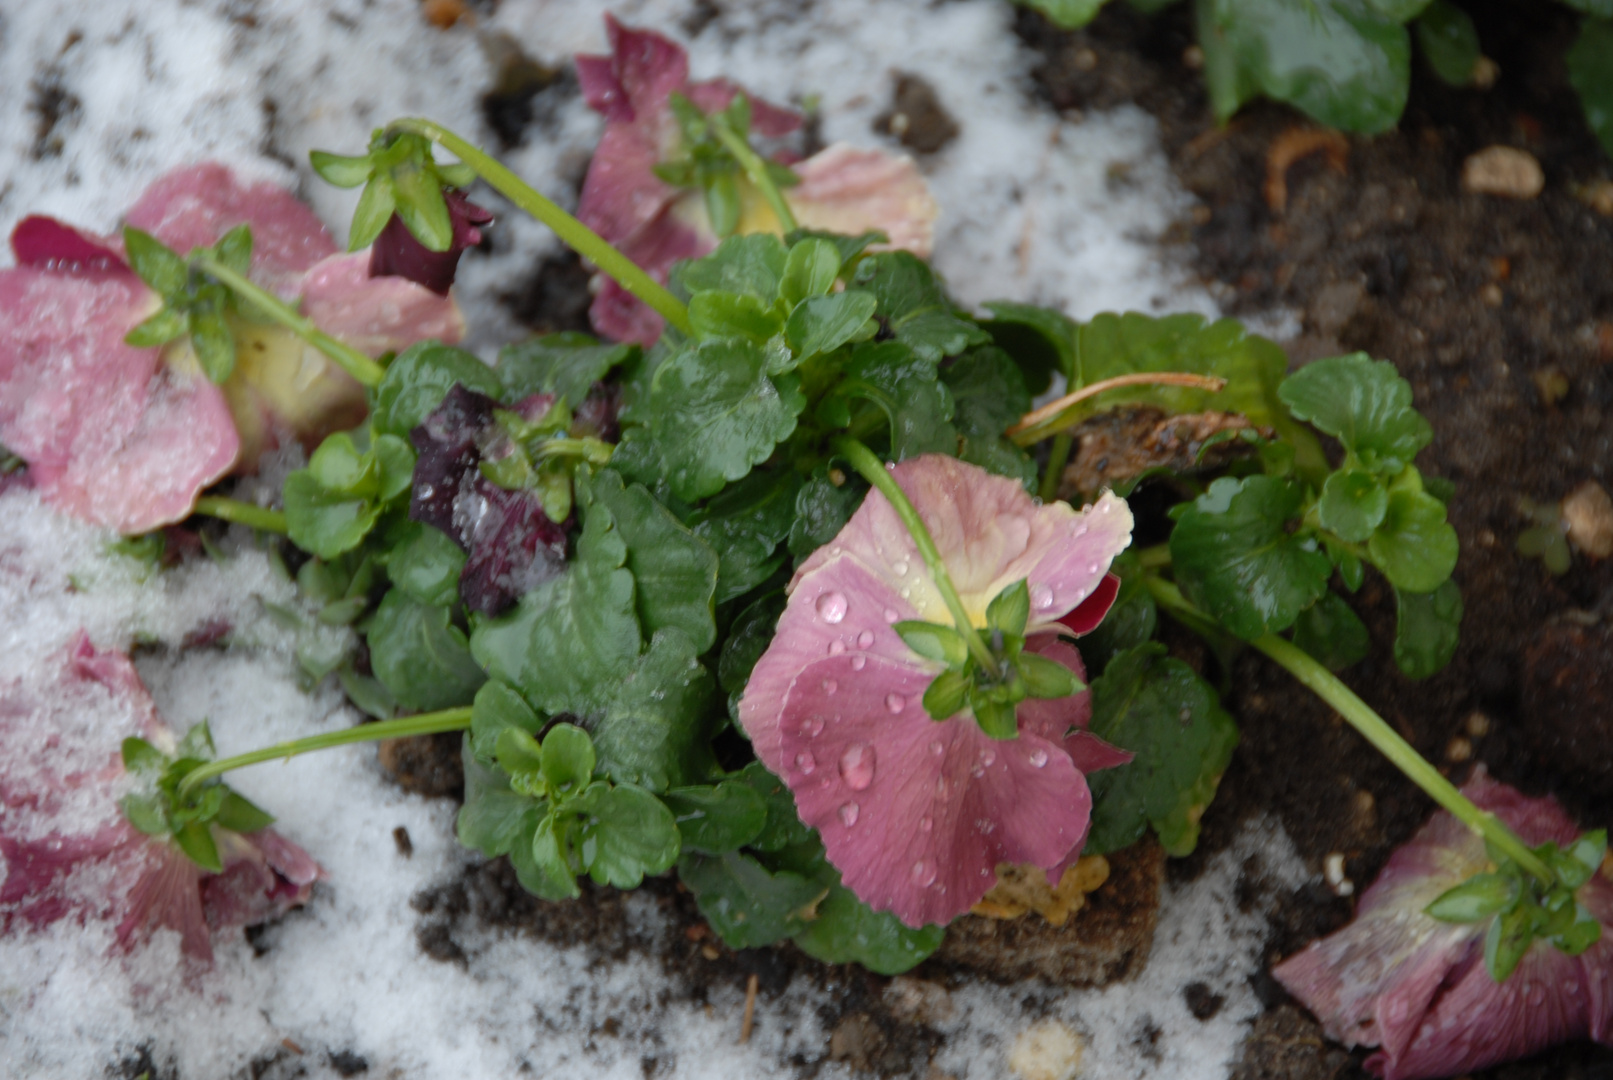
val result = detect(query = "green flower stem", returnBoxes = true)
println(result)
[712,120,799,234]
[1038,433,1073,505]
[191,496,288,534]
[1135,543,1171,570]
[832,436,996,671]
[178,706,473,798]
[387,118,694,337]
[190,255,386,388]
[1143,575,1556,886]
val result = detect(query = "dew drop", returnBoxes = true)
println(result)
[885,692,906,715]
[884,607,900,623]
[912,860,937,887]
[1088,562,1101,574]
[1074,524,1088,537]
[794,751,816,775]
[1031,583,1054,610]
[900,586,912,600]
[893,559,910,576]
[839,743,876,790]
[1100,501,1112,513]
[822,678,838,696]
[418,485,435,500]
[828,640,847,656]
[919,816,934,832]
[857,629,875,648]
[801,717,824,738]
[1028,748,1049,768]
[838,802,860,827]
[979,748,996,767]
[816,591,849,624]
[929,740,944,756]
[850,655,867,671]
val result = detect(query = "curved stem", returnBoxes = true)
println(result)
[1009,372,1228,446]
[388,118,694,338]
[192,255,385,388]
[713,120,798,233]
[191,496,288,534]
[1143,575,1556,886]
[178,706,473,797]
[1135,543,1171,570]
[831,436,996,671]
[1038,433,1073,505]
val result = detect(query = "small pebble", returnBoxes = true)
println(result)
[1462,146,1544,199]
[1466,711,1492,738]
[1009,1019,1083,1080]
[1182,45,1204,70]
[392,826,413,858]
[1446,736,1473,763]
[1324,853,1354,897]
[1563,481,1613,558]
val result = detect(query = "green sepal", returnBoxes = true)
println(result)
[309,149,373,188]
[970,691,1019,741]
[1426,872,1521,923]
[987,579,1031,638]
[1484,903,1536,982]
[895,621,970,667]
[1017,651,1083,699]
[173,820,223,874]
[122,226,189,297]
[922,668,971,721]
[124,307,188,349]
[213,791,275,834]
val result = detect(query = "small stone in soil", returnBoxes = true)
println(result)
[393,826,413,858]
[1183,981,1226,1021]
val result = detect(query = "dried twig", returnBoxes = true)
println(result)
[1008,372,1227,444]
[739,973,759,1044]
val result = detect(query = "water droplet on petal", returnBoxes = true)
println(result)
[1087,562,1100,574]
[884,607,900,623]
[979,748,996,767]
[1075,524,1088,537]
[419,485,435,500]
[838,802,860,827]
[816,591,848,624]
[839,743,876,790]
[795,751,816,775]
[1029,748,1049,768]
[822,678,838,695]
[828,640,846,656]
[919,815,934,832]
[929,740,944,756]
[900,586,912,600]
[1100,501,1112,513]
[1030,583,1055,610]
[885,692,906,714]
[912,860,937,887]
[801,717,824,738]
[857,630,874,648]
[850,655,867,671]
[893,559,909,576]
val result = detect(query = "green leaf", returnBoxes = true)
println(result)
[309,149,374,188]
[851,252,989,362]
[349,176,399,251]
[896,621,970,667]
[836,342,957,459]
[1076,559,1158,675]
[1368,488,1458,592]
[1393,579,1462,679]
[650,338,806,501]
[1364,0,1432,19]
[1568,18,1613,157]
[585,469,719,652]
[944,347,1037,488]
[1085,644,1240,856]
[785,292,878,359]
[471,503,641,716]
[367,590,487,712]
[213,791,275,833]
[513,812,581,900]
[371,341,504,440]
[589,628,717,792]
[1291,592,1370,672]
[1170,475,1334,640]
[676,234,788,300]
[1279,354,1432,473]
[190,308,236,384]
[1427,872,1521,923]
[663,781,768,854]
[1563,0,1613,18]
[468,679,543,767]
[1318,468,1389,543]
[736,762,815,852]
[690,291,785,344]
[1415,0,1480,85]
[678,850,822,948]
[458,752,543,856]
[987,579,1031,638]
[497,333,636,409]
[1567,831,1608,880]
[307,432,375,496]
[124,307,188,349]
[373,434,416,506]
[980,301,1076,395]
[174,820,224,874]
[283,471,379,560]
[783,229,886,268]
[780,238,843,304]
[1484,902,1536,982]
[384,521,465,607]
[718,592,786,697]
[1019,0,1111,29]
[540,723,596,796]
[572,782,681,888]
[693,469,800,605]
[1197,0,1411,134]
[788,469,866,558]
[122,227,188,297]
[923,668,972,720]
[792,882,945,974]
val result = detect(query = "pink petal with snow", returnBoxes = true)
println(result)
[122,163,338,295]
[1274,767,1613,1080]
[11,215,125,272]
[791,144,938,258]
[299,250,466,354]
[0,266,239,533]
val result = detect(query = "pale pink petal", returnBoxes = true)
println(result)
[299,250,466,354]
[778,652,1092,926]
[791,143,938,258]
[0,267,239,533]
[684,77,801,138]
[122,163,338,295]
[588,209,709,346]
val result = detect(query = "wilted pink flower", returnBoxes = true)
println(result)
[0,634,321,964]
[0,164,465,534]
[1274,767,1613,1080]
[575,17,939,345]
[739,455,1135,926]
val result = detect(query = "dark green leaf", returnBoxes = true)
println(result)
[678,850,823,948]
[786,292,878,359]
[1319,468,1389,543]
[1393,579,1462,679]
[836,342,957,459]
[174,820,224,874]
[693,469,801,605]
[540,722,596,795]
[1279,353,1432,472]
[851,252,989,362]
[1169,475,1333,640]
[1563,0,1613,18]
[923,668,971,720]
[663,781,768,854]
[1076,558,1157,675]
[497,332,636,408]
[572,782,681,887]
[690,291,785,344]
[718,592,786,697]
[373,434,416,506]
[788,469,866,559]
[1085,644,1240,856]
[122,227,188,297]
[1018,0,1111,29]
[792,882,945,974]
[1415,0,1480,85]
[283,471,379,560]
[896,621,969,667]
[736,761,816,852]
[783,229,886,268]
[498,729,546,786]
[980,301,1076,395]
[214,791,275,833]
[307,432,375,496]
[780,238,842,304]
[349,176,399,251]
[469,679,543,767]
[367,590,487,712]
[458,750,543,856]
[944,346,1037,488]
[590,628,716,792]
[650,338,806,501]
[384,521,465,607]
[1368,487,1458,592]
[1197,0,1411,134]
[675,234,788,300]
[1568,18,1613,157]
[1291,592,1370,672]
[371,341,504,440]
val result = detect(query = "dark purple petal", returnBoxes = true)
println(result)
[10,215,127,273]
[409,383,499,538]
[368,190,494,296]
[458,481,569,615]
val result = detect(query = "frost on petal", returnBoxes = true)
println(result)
[0,267,238,533]
[122,163,338,296]
[300,250,466,355]
[1275,768,1613,1080]
[790,144,938,258]
[10,215,125,272]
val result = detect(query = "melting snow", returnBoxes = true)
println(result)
[0,0,1304,1076]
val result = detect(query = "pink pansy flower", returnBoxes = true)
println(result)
[575,17,940,345]
[0,634,321,963]
[1274,767,1613,1080]
[0,163,466,535]
[739,455,1136,927]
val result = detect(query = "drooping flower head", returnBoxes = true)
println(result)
[0,635,321,963]
[738,455,1135,927]
[0,164,465,534]
[1274,768,1613,1080]
[575,17,939,345]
